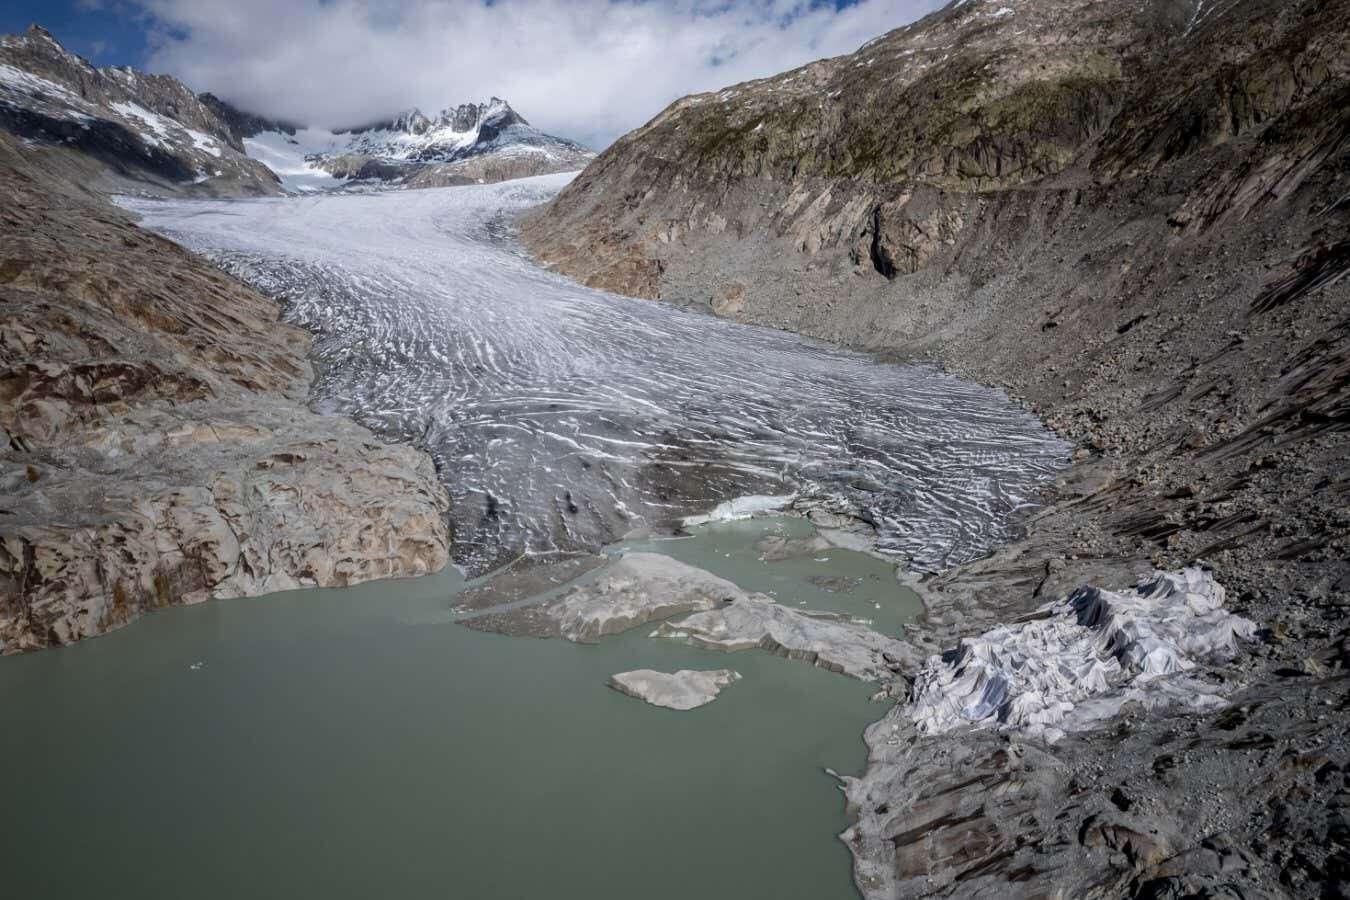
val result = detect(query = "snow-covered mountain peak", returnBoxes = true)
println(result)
[344,97,534,162]
[0,24,595,195]
[232,95,595,191]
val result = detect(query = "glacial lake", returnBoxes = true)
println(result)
[5,173,1066,898]
[0,518,919,899]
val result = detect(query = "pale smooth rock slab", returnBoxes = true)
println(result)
[908,567,1256,741]
[656,595,918,681]
[608,669,741,710]
[549,552,747,642]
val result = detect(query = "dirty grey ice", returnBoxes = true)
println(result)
[125,174,1069,575]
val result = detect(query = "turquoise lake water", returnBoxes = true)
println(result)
[0,518,922,899]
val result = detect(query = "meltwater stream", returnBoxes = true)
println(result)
[124,173,1068,575]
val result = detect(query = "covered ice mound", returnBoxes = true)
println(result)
[909,568,1256,742]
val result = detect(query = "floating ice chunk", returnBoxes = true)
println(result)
[608,668,741,710]
[657,594,915,681]
[909,567,1255,741]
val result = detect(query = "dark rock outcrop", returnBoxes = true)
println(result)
[199,91,298,143]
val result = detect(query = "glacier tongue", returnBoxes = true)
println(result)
[123,175,1070,576]
[909,567,1257,742]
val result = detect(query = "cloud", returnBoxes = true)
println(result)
[131,0,942,148]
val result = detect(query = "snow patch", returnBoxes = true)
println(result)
[0,63,85,107]
[111,101,224,157]
[243,129,348,192]
[187,127,223,157]
[111,101,175,148]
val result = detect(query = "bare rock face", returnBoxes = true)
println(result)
[524,0,1349,293]
[868,191,965,279]
[608,668,741,710]
[518,5,1350,895]
[0,133,451,653]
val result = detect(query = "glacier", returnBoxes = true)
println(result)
[124,174,1071,575]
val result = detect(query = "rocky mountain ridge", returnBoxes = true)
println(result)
[0,25,281,195]
[0,25,593,194]
[261,96,596,189]
[520,0,1350,895]
[345,98,529,160]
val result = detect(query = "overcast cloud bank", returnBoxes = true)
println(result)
[128,0,941,148]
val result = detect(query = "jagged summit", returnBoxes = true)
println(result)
[234,93,594,191]
[0,25,593,194]
[354,98,525,138]
[341,97,541,162]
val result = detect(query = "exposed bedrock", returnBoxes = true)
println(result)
[608,668,742,710]
[0,134,451,652]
